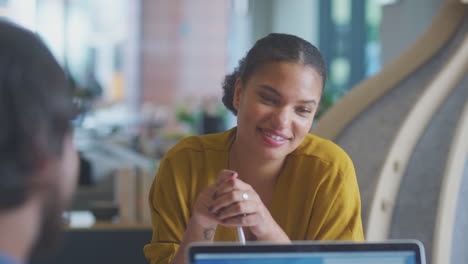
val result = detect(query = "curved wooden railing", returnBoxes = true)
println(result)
[432,101,468,264]
[312,2,467,140]
[365,32,468,241]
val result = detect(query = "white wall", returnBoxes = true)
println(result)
[380,0,446,66]
[272,0,319,46]
[249,0,319,47]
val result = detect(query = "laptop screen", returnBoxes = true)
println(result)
[189,241,424,264]
[193,251,416,264]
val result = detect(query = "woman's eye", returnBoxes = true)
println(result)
[296,107,312,114]
[259,94,277,104]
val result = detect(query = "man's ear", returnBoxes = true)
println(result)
[30,156,56,188]
[233,78,243,112]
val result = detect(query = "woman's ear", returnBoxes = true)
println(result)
[233,78,243,112]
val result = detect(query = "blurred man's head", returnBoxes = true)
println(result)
[0,20,79,259]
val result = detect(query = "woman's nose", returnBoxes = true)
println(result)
[271,107,290,129]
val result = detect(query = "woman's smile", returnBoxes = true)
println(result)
[233,61,322,160]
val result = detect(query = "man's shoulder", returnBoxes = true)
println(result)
[0,253,22,264]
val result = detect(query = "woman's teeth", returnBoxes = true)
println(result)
[262,130,286,141]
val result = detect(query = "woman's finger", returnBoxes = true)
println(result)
[212,176,253,200]
[210,171,238,200]
[210,190,249,213]
[199,185,217,208]
[216,200,257,220]
[211,178,236,200]
[219,213,258,227]
[216,169,237,186]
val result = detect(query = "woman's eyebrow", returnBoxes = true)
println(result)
[257,85,281,96]
[298,99,317,105]
[257,85,317,105]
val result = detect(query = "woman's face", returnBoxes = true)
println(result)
[233,61,322,161]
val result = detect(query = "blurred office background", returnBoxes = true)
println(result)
[0,0,386,220]
[1,0,466,264]
[0,0,386,136]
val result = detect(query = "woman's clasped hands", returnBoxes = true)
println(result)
[192,169,277,239]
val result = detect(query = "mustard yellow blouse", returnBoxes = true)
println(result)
[144,128,364,264]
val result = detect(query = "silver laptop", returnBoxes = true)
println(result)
[188,240,426,264]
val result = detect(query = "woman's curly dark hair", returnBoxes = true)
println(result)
[222,33,327,115]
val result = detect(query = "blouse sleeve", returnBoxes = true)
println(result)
[306,161,364,241]
[143,158,191,264]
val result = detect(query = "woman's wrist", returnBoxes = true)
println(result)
[170,218,217,264]
[189,217,217,241]
[261,220,290,242]
[251,211,290,242]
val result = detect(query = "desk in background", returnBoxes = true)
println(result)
[31,224,152,264]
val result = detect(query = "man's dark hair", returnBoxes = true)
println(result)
[0,20,76,209]
[222,33,327,115]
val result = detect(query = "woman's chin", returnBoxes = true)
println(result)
[255,147,288,161]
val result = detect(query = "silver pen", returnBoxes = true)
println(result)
[237,227,246,244]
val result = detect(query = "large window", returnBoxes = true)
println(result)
[318,0,382,117]
[1,0,133,105]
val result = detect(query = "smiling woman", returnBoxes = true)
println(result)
[143,33,364,264]
[231,61,322,161]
